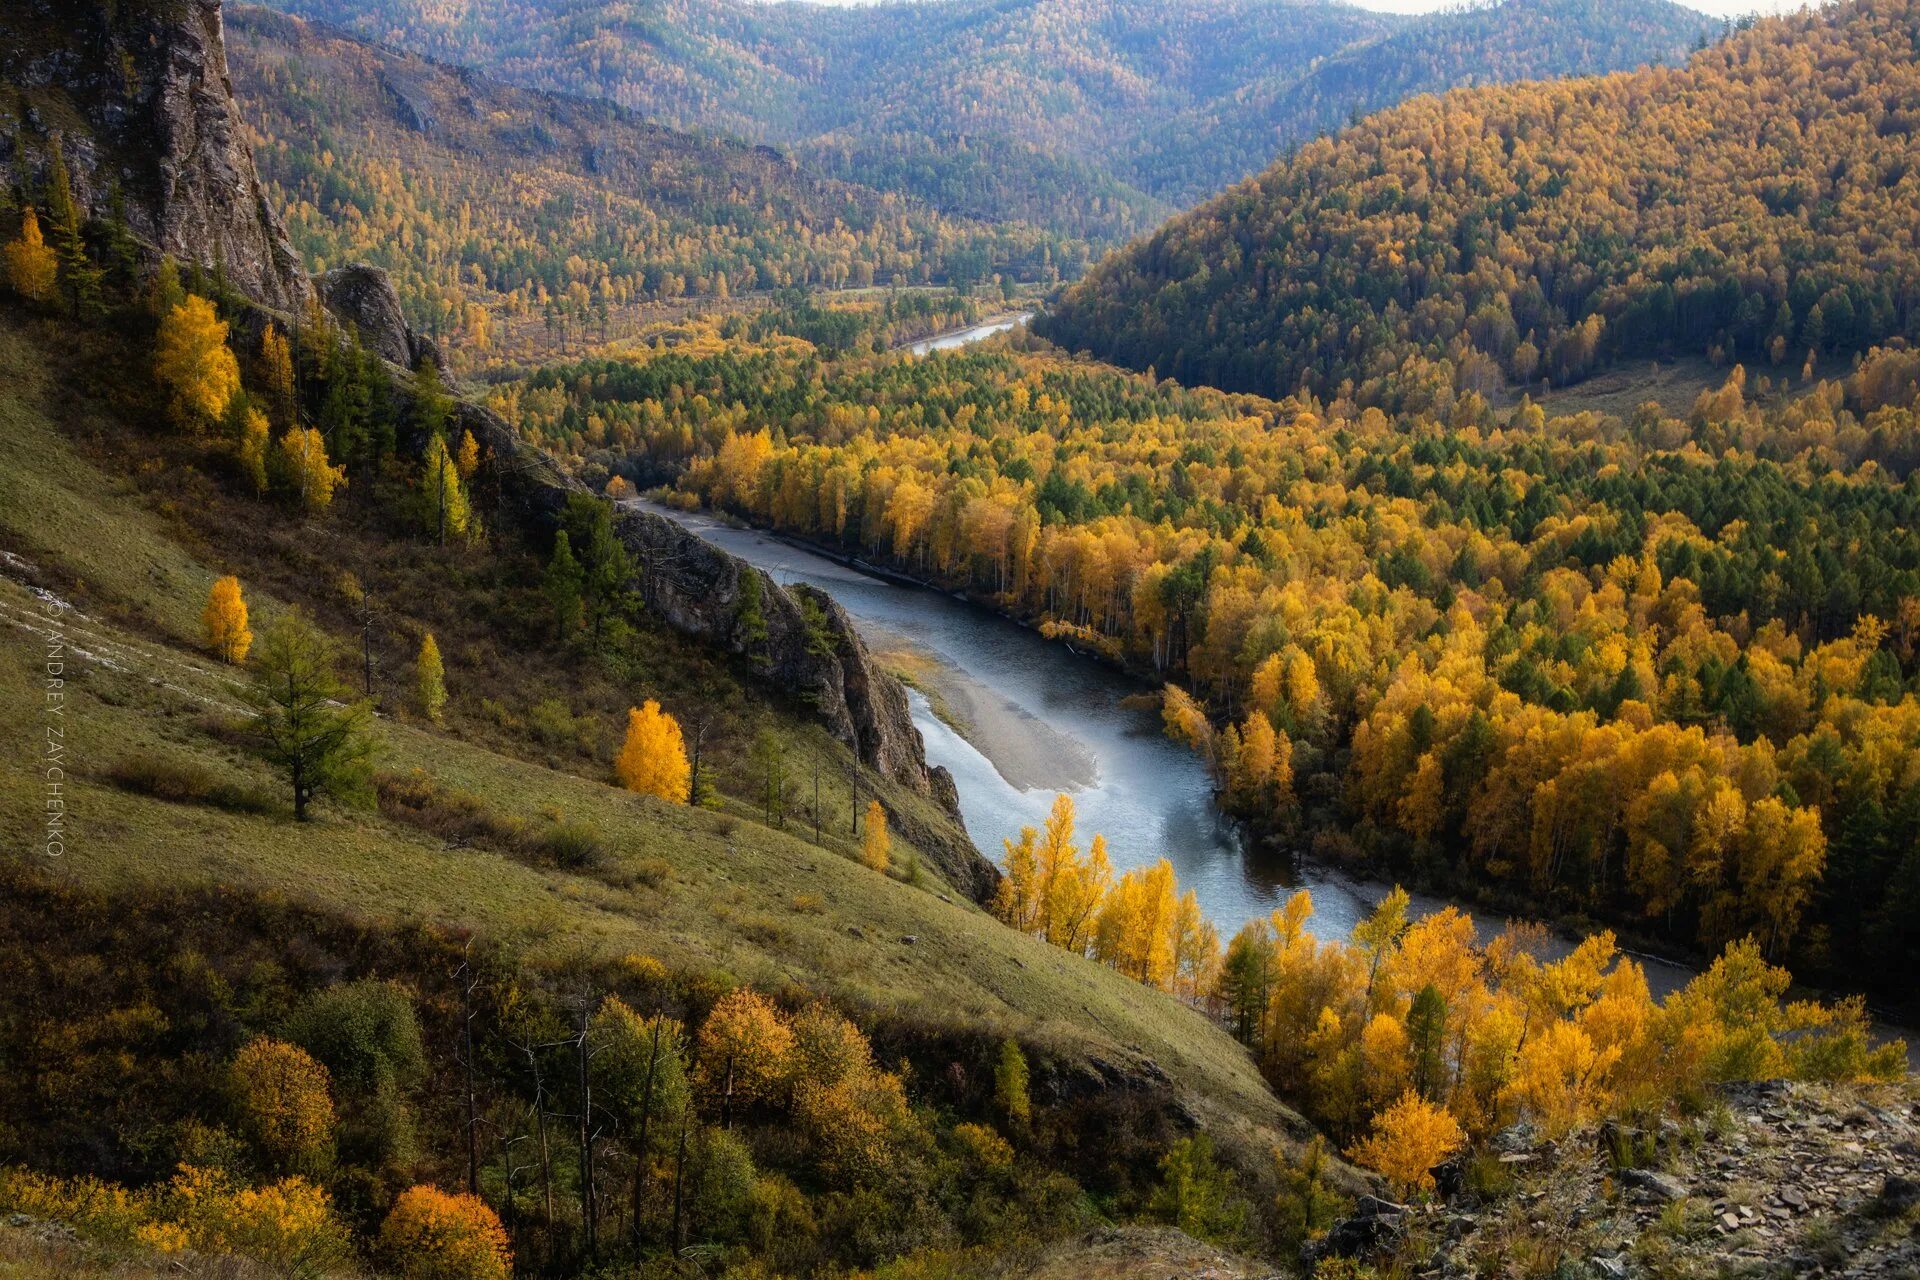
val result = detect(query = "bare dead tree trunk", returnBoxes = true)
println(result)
[574,1004,597,1261]
[631,1021,662,1250]
[456,950,482,1196]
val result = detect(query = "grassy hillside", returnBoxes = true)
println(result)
[0,303,1303,1150]
[1040,0,1920,407]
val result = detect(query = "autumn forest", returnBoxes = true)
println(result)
[3,0,1919,1277]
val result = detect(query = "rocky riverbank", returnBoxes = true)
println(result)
[1312,1079,1920,1278]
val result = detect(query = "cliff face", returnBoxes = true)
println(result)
[0,0,310,311]
[455,402,995,899]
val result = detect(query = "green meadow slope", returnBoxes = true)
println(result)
[0,308,1303,1159]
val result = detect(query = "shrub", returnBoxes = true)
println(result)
[230,1038,335,1175]
[283,979,426,1095]
[532,820,605,870]
[0,1168,148,1243]
[107,753,272,814]
[164,1165,351,1277]
[378,1186,511,1280]
[951,1123,1014,1172]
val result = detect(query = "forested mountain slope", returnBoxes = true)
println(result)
[252,0,1710,236]
[228,8,1069,364]
[1133,0,1712,204]
[1040,0,1920,406]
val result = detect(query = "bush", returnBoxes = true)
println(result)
[163,1165,352,1277]
[378,1186,511,1280]
[0,1168,148,1243]
[531,820,605,870]
[229,1038,335,1175]
[106,753,272,814]
[283,979,426,1095]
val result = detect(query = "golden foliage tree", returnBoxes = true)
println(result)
[203,575,253,664]
[861,799,890,873]
[236,404,271,495]
[155,296,241,432]
[3,207,58,302]
[1345,1089,1464,1198]
[259,323,295,420]
[420,433,472,544]
[279,425,346,512]
[230,1037,336,1174]
[614,700,690,803]
[377,1186,511,1280]
[696,990,795,1105]
[416,632,446,724]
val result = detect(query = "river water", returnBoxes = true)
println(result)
[631,499,1711,998]
[903,312,1033,356]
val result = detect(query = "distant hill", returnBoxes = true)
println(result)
[228,7,1074,362]
[1039,0,1920,406]
[1132,0,1714,204]
[253,0,1711,235]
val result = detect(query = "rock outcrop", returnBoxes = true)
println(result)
[318,263,439,369]
[455,402,995,899]
[0,0,311,311]
[1317,1079,1920,1278]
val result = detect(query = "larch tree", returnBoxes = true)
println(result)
[280,425,346,512]
[259,323,296,422]
[416,632,446,724]
[615,700,691,803]
[455,429,482,480]
[861,800,890,873]
[155,295,241,433]
[246,610,377,821]
[203,575,253,664]
[420,433,472,545]
[1346,1089,1465,1198]
[2,207,58,302]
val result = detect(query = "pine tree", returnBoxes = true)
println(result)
[43,140,101,317]
[203,575,253,664]
[615,700,691,803]
[861,800,890,873]
[245,610,377,821]
[416,633,446,724]
[412,357,453,442]
[545,530,586,638]
[2,207,58,302]
[155,295,240,432]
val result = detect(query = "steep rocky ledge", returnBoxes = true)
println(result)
[454,399,991,898]
[0,0,311,310]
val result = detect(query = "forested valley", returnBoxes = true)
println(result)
[3,0,1919,1277]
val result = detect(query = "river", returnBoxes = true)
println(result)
[902,312,1033,356]
[630,498,1710,998]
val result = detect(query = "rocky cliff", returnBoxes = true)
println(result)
[453,399,993,899]
[0,0,311,311]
